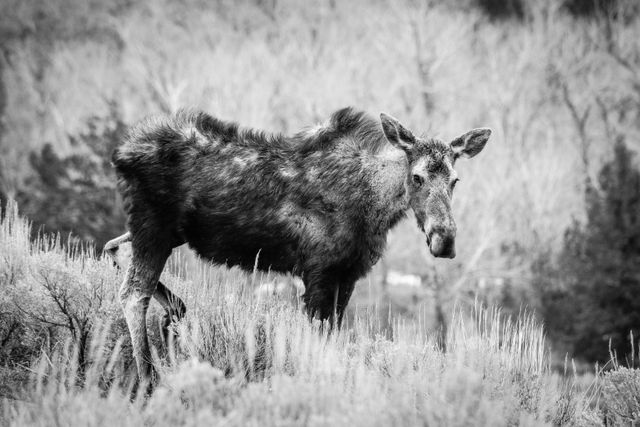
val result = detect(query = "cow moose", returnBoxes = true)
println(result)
[104,107,491,381]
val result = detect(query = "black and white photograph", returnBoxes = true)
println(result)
[0,0,639,425]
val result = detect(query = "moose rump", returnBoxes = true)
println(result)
[113,113,305,273]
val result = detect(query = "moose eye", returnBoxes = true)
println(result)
[412,174,424,186]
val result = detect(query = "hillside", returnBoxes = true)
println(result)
[1,203,638,426]
[0,206,595,426]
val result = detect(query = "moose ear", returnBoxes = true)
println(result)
[380,113,415,151]
[450,128,491,159]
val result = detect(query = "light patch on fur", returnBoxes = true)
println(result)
[233,156,249,169]
[301,120,329,138]
[220,145,236,155]
[412,158,428,176]
[184,125,197,139]
[232,151,259,169]
[184,124,210,147]
[306,166,321,181]
[446,159,458,181]
[245,151,259,162]
[278,201,296,219]
[280,165,298,178]
[375,144,405,162]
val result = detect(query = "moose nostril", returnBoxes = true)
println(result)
[443,237,456,258]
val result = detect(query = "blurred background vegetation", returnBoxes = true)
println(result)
[1,0,639,370]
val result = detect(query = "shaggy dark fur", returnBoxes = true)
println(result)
[113,108,409,319]
[111,106,490,380]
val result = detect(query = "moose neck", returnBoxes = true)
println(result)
[362,143,411,235]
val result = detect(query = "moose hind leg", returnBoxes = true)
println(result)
[105,233,185,343]
[154,282,186,343]
[120,247,170,382]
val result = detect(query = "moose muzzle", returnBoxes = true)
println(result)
[427,230,456,259]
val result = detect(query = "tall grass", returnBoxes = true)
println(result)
[0,203,608,426]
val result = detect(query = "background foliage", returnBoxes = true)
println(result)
[1,0,639,370]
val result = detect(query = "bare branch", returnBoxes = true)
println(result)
[13,300,68,329]
[560,79,593,190]
[0,321,19,349]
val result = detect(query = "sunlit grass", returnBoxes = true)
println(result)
[0,202,613,426]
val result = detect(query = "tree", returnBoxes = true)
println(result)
[17,103,127,249]
[536,139,640,364]
[475,0,525,20]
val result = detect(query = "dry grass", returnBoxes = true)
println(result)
[0,202,609,426]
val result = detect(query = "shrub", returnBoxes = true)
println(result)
[0,202,133,386]
[474,0,525,20]
[563,0,628,18]
[0,205,609,425]
[535,139,640,364]
[600,367,640,425]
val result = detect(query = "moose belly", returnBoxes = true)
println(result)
[182,210,300,273]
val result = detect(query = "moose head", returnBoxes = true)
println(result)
[380,113,491,259]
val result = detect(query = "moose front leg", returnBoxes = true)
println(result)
[302,270,355,330]
[302,283,338,328]
[335,281,356,328]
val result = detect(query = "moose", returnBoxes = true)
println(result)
[104,107,491,381]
